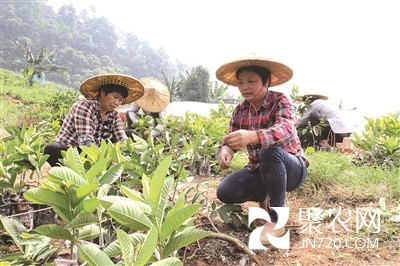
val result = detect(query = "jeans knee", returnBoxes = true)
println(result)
[44,143,56,155]
[259,146,283,162]
[216,184,230,203]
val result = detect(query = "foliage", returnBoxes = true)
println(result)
[161,70,187,102]
[290,85,329,148]
[209,82,231,103]
[1,1,187,89]
[23,147,121,260]
[218,204,250,230]
[0,215,58,264]
[181,66,211,102]
[75,156,211,265]
[15,39,69,86]
[0,124,51,198]
[301,151,400,199]
[351,112,400,168]
[32,90,80,126]
[0,68,74,129]
[1,68,400,264]
[123,107,230,177]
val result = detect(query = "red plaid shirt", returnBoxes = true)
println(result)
[56,98,127,147]
[226,90,309,170]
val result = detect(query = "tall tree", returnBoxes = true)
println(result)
[181,66,211,102]
[15,39,68,86]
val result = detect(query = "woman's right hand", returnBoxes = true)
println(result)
[217,145,234,170]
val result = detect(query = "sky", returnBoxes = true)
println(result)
[46,0,400,131]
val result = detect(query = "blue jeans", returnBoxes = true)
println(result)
[216,146,307,222]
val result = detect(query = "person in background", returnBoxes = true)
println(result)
[44,73,144,167]
[125,77,170,137]
[215,56,308,245]
[295,94,352,148]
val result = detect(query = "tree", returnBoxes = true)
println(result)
[161,70,187,102]
[15,39,68,86]
[181,66,211,102]
[209,81,230,103]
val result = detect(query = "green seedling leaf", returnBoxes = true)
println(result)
[78,242,115,266]
[162,228,211,258]
[107,201,152,231]
[24,188,69,209]
[160,204,202,241]
[34,224,73,241]
[134,224,158,266]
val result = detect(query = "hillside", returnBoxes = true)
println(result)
[1,1,189,89]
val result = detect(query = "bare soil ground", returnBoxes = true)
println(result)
[183,176,399,266]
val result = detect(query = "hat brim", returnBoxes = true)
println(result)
[216,56,293,87]
[80,74,144,105]
[301,94,329,101]
[136,77,170,112]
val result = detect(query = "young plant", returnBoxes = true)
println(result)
[0,215,58,265]
[78,155,211,265]
[23,147,122,261]
[0,124,50,198]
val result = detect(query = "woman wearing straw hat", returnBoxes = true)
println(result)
[296,94,352,148]
[125,77,170,138]
[215,56,309,245]
[44,73,144,167]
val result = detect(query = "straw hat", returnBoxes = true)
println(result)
[216,56,293,87]
[301,94,329,101]
[80,73,144,105]
[136,77,170,112]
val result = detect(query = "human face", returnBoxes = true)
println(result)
[236,70,267,105]
[99,91,124,113]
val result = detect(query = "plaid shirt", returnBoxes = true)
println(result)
[56,98,127,147]
[225,90,309,170]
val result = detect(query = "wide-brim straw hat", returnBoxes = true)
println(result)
[301,94,329,101]
[136,77,170,112]
[80,73,144,105]
[216,56,293,87]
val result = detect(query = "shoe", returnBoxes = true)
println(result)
[260,222,286,245]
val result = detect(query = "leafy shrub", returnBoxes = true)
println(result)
[351,112,400,168]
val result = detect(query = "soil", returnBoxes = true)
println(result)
[182,176,399,266]
[1,165,399,266]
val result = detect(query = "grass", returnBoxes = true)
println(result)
[224,149,400,203]
[0,68,75,128]
[305,151,399,200]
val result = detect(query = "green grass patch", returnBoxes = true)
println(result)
[0,68,75,128]
[304,151,400,200]
[221,149,399,201]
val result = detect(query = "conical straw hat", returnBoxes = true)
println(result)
[216,55,293,87]
[80,73,144,104]
[136,77,170,112]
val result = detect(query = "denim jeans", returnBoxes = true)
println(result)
[216,146,307,222]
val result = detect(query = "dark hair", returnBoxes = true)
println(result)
[236,66,271,85]
[99,84,128,98]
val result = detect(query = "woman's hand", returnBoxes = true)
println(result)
[223,129,259,150]
[217,145,234,170]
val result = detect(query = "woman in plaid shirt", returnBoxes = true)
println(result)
[44,74,144,167]
[215,56,309,245]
